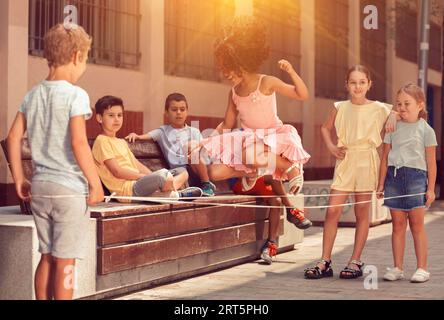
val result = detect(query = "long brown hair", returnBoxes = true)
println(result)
[345,65,372,83]
[397,83,428,120]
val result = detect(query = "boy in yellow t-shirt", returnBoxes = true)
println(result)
[92,96,203,201]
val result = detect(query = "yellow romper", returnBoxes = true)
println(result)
[331,100,392,192]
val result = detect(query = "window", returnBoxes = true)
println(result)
[395,0,418,63]
[360,0,387,101]
[165,0,235,81]
[253,0,302,82]
[429,22,442,72]
[28,0,141,69]
[315,0,349,100]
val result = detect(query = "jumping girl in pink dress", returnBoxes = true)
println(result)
[200,16,310,195]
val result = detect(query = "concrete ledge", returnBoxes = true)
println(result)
[0,206,96,300]
[0,207,38,300]
[0,194,304,300]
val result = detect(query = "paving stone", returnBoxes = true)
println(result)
[116,204,444,300]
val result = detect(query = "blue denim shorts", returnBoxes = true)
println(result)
[383,166,427,211]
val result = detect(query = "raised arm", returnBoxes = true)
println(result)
[268,59,309,101]
[321,107,346,160]
[70,116,104,205]
[425,146,437,207]
[7,112,31,201]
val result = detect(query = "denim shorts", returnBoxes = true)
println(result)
[383,166,427,211]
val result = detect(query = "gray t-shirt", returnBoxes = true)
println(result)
[384,118,438,171]
[149,125,203,168]
[19,80,92,194]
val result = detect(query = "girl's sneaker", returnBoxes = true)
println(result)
[286,208,312,229]
[410,268,430,283]
[383,267,404,281]
[260,240,278,265]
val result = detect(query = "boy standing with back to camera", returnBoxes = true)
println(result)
[7,24,104,300]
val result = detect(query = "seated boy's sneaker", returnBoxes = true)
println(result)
[410,268,430,283]
[201,181,216,197]
[383,267,404,281]
[286,208,312,230]
[179,187,203,199]
[260,240,278,265]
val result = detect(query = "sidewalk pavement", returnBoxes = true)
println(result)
[117,202,444,300]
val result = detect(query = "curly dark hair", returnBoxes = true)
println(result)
[214,16,270,76]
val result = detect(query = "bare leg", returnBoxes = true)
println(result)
[304,190,349,276]
[53,258,75,300]
[242,142,302,193]
[172,170,189,190]
[159,170,189,192]
[269,178,292,207]
[188,141,211,183]
[190,162,210,183]
[349,192,372,262]
[321,190,350,262]
[390,210,408,269]
[35,254,54,300]
[267,197,282,242]
[208,164,256,181]
[408,208,428,269]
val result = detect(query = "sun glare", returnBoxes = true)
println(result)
[235,0,253,16]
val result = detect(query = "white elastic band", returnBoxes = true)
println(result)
[105,193,427,210]
[32,192,379,200]
[30,192,427,210]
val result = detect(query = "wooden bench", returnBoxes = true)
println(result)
[1,138,303,299]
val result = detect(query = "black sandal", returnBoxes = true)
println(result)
[304,260,333,279]
[339,260,365,279]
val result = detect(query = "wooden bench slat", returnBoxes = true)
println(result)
[98,220,284,275]
[90,197,258,218]
[98,205,267,246]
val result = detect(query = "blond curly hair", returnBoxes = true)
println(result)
[44,24,92,67]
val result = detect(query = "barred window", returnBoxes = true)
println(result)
[253,0,302,82]
[28,0,141,69]
[360,0,387,101]
[429,22,442,72]
[395,0,418,63]
[315,0,349,100]
[165,0,235,82]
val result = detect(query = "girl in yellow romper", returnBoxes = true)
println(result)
[304,65,397,280]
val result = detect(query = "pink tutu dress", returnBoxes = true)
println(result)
[201,75,310,180]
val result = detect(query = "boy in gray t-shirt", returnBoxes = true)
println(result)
[126,93,216,196]
[7,24,103,300]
